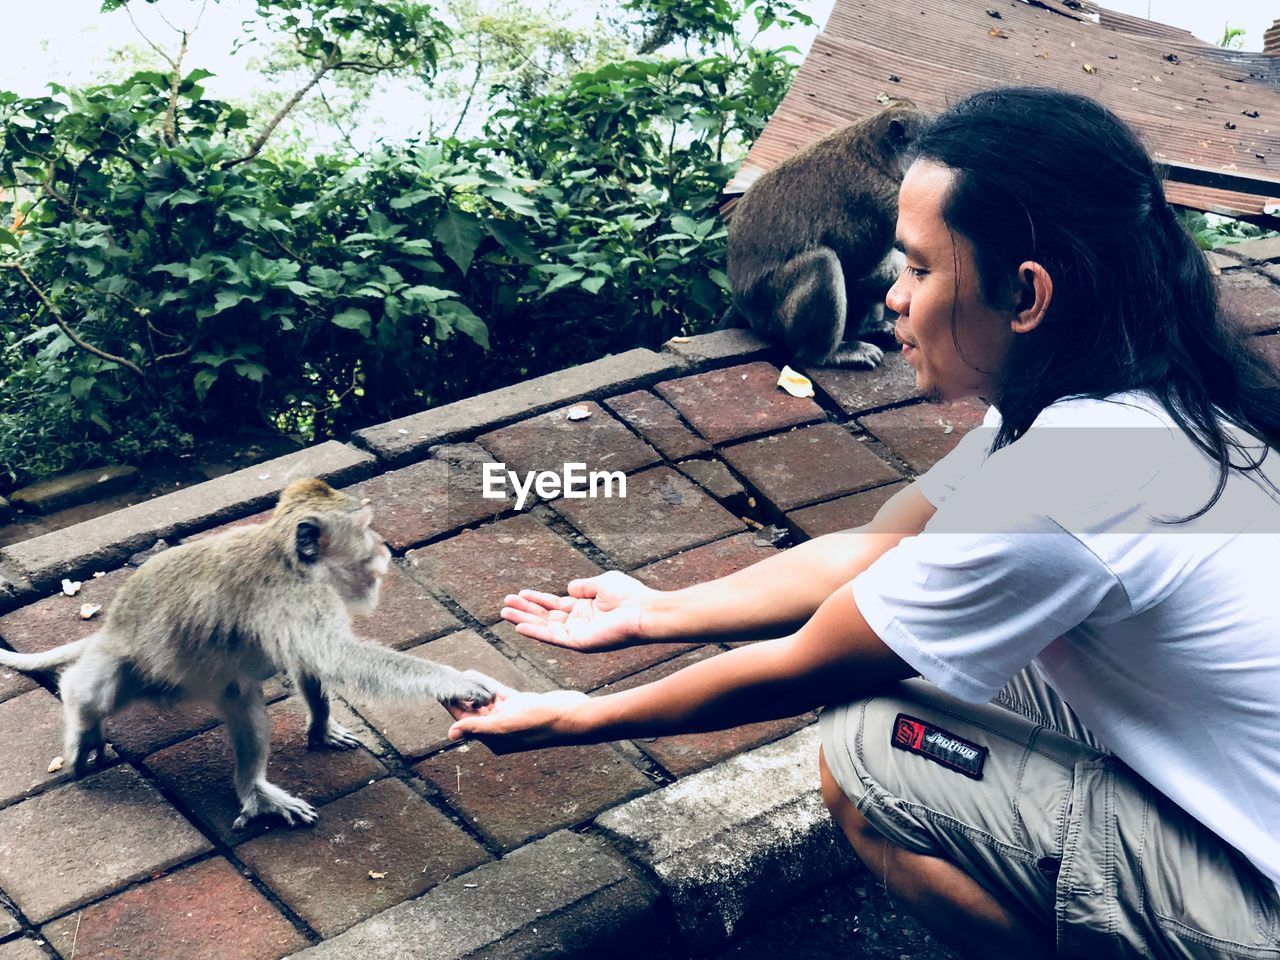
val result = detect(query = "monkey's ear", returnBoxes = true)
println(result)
[295,518,324,565]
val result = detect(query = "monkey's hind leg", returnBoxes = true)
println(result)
[763,247,848,367]
[219,681,317,830]
[59,648,131,777]
[299,673,361,751]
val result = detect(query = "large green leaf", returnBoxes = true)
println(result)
[433,208,484,275]
[332,308,373,338]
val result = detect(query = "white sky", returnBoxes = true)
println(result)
[0,0,1272,143]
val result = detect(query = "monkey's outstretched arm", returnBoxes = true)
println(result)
[288,631,497,707]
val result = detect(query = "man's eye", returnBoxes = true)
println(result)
[906,266,928,279]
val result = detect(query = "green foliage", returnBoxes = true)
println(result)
[1218,25,1246,50]
[1178,209,1278,251]
[0,0,801,487]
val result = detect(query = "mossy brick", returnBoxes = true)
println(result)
[286,831,661,960]
[0,906,16,939]
[721,423,902,513]
[803,349,919,416]
[605,390,713,461]
[476,402,660,490]
[599,648,814,778]
[490,620,696,693]
[788,480,911,539]
[553,466,745,569]
[342,453,511,551]
[0,689,78,807]
[0,940,46,960]
[858,398,989,474]
[414,739,653,852]
[655,363,825,445]
[1205,249,1242,272]
[0,567,133,655]
[1222,236,1280,263]
[352,630,536,759]
[353,349,685,464]
[143,696,386,845]
[407,514,601,625]
[0,441,376,589]
[661,329,772,366]
[634,531,779,591]
[0,765,211,923]
[596,725,856,952]
[42,857,309,960]
[7,466,139,516]
[1221,270,1280,333]
[348,562,460,650]
[236,778,490,937]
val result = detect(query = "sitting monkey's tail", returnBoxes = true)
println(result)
[0,636,92,673]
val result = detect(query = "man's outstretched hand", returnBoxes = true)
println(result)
[499,570,657,652]
[446,679,592,753]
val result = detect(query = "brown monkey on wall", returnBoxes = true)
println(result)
[0,478,496,829]
[724,100,928,369]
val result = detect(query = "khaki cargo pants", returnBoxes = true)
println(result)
[819,670,1280,959]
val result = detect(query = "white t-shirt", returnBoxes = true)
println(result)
[853,391,1280,890]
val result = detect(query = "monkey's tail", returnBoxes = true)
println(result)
[0,637,92,673]
[715,304,746,331]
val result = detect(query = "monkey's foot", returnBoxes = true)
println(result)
[443,670,500,710]
[233,781,318,830]
[828,341,884,370]
[308,720,361,751]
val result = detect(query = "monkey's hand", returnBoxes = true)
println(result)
[440,668,501,710]
[446,681,591,754]
[500,571,656,652]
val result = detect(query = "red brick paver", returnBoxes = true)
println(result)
[42,857,309,960]
[721,422,902,513]
[804,349,918,416]
[408,514,602,624]
[414,740,653,851]
[144,697,386,845]
[491,621,697,693]
[788,480,911,539]
[352,630,537,758]
[599,648,815,778]
[0,689,76,806]
[605,390,713,460]
[342,455,509,551]
[635,532,780,591]
[0,666,36,704]
[0,765,211,923]
[236,778,490,937]
[0,568,133,654]
[350,562,460,650]
[477,402,660,490]
[553,466,744,569]
[1222,271,1280,333]
[655,363,825,445]
[859,399,989,474]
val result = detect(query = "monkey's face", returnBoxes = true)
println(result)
[294,505,392,614]
[887,160,1018,403]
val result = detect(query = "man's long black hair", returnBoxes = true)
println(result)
[910,86,1280,518]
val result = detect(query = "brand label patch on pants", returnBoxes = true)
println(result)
[891,714,987,780]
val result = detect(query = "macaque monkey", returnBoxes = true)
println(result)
[725,100,928,369]
[0,478,496,829]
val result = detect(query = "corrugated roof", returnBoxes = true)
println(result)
[729,0,1280,223]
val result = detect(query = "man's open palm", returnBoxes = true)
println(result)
[499,571,655,651]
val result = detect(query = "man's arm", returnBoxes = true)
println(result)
[451,581,915,751]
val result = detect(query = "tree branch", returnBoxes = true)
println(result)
[223,58,335,168]
[2,262,147,381]
[164,30,190,147]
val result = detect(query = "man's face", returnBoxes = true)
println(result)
[886,160,1016,403]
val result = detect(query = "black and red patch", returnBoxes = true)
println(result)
[892,713,987,780]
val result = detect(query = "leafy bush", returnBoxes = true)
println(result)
[0,0,807,487]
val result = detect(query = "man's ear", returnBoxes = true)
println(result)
[296,518,323,565]
[1012,261,1052,333]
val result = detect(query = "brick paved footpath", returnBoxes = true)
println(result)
[0,243,1275,959]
